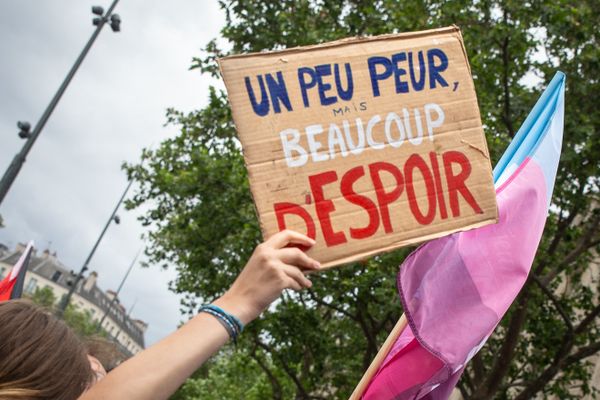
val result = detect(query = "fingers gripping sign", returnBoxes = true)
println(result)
[265,229,317,251]
[266,229,321,287]
[215,230,321,325]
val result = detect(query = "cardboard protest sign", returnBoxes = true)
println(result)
[219,25,498,269]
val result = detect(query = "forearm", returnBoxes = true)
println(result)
[80,230,318,400]
[81,308,232,400]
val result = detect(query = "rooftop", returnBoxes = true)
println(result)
[0,244,146,348]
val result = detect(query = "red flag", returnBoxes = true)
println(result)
[0,241,34,301]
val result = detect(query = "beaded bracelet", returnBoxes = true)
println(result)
[199,304,244,343]
[205,304,244,333]
[200,307,238,342]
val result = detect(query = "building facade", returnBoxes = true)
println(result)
[0,243,146,356]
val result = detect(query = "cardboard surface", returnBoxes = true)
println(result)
[219,26,498,269]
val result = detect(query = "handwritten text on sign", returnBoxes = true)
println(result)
[219,27,498,268]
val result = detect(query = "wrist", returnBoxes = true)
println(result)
[213,293,256,326]
[198,304,241,343]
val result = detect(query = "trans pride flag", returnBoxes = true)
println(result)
[363,72,566,399]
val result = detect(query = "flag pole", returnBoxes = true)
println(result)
[56,179,132,317]
[95,248,141,332]
[349,314,408,400]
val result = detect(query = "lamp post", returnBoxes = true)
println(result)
[112,298,137,343]
[57,179,132,316]
[0,1,122,207]
[96,248,141,332]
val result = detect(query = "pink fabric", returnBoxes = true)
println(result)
[364,158,548,399]
[363,325,444,400]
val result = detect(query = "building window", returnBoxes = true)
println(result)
[25,278,38,294]
[51,271,62,282]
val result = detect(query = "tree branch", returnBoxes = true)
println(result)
[458,379,472,399]
[471,284,531,399]
[471,350,486,384]
[374,311,396,333]
[532,273,574,332]
[306,289,357,321]
[355,307,378,371]
[511,292,600,399]
[532,212,579,279]
[249,346,283,400]
[513,340,574,400]
[588,238,600,249]
[574,302,600,335]
[501,34,515,138]
[256,340,325,400]
[564,340,600,366]
[511,264,600,399]
[513,336,600,400]
[497,5,514,140]
[534,202,582,278]
[540,210,600,285]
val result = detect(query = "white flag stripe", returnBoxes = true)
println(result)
[9,241,34,281]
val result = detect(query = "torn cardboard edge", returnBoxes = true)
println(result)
[217,25,463,62]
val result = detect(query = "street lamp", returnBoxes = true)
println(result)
[92,5,121,32]
[0,0,122,207]
[17,122,31,139]
[57,179,132,316]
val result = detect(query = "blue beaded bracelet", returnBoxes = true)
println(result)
[205,304,244,333]
[200,307,237,341]
[199,304,244,343]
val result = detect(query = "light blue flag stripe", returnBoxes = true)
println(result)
[493,72,566,186]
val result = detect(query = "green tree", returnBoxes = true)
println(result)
[29,287,105,338]
[171,350,296,400]
[30,286,56,308]
[125,1,600,398]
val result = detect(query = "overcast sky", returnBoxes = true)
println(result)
[0,1,227,345]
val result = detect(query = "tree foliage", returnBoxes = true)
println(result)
[29,286,104,338]
[124,0,600,398]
